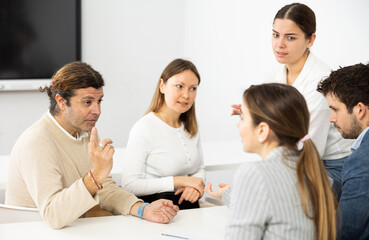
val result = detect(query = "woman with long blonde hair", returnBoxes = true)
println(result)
[122,59,205,209]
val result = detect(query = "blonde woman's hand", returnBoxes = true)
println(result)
[173,176,205,196]
[175,187,201,204]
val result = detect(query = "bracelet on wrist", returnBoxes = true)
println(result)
[88,169,103,190]
[138,203,149,220]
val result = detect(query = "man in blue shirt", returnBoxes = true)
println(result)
[317,63,369,240]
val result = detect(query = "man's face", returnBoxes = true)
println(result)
[61,87,103,137]
[326,93,362,139]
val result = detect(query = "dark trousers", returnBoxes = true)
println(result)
[140,192,200,210]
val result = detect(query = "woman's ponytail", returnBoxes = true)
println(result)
[297,139,336,240]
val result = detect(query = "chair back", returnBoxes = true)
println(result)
[0,189,42,224]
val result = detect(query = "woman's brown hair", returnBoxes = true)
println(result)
[243,83,336,240]
[146,59,200,138]
[274,3,316,38]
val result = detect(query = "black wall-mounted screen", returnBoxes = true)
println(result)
[0,0,81,82]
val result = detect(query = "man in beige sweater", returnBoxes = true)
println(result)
[5,62,179,229]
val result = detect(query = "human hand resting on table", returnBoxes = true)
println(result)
[175,187,201,204]
[173,176,205,196]
[143,199,179,223]
[204,182,231,200]
[231,104,241,116]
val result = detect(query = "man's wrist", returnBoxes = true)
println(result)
[91,168,105,184]
[138,203,150,219]
[83,174,98,196]
[88,169,103,190]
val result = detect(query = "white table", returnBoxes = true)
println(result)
[0,206,229,240]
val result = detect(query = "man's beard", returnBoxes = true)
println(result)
[338,115,362,139]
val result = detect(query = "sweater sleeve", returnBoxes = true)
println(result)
[18,143,99,229]
[225,163,271,240]
[98,175,141,215]
[122,121,174,196]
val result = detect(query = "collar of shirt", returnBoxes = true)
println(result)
[47,111,89,141]
[282,51,314,87]
[351,126,369,151]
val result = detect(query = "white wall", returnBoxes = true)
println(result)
[0,0,368,155]
[183,0,369,143]
[81,0,186,150]
[0,0,186,154]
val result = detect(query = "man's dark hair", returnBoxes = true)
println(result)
[317,63,369,113]
[40,61,104,115]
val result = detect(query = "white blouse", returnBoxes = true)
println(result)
[122,112,205,196]
[265,52,353,160]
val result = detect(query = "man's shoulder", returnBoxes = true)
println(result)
[353,130,369,153]
[13,114,58,150]
[361,129,369,144]
[344,132,369,175]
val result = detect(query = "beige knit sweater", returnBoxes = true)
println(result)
[6,113,140,229]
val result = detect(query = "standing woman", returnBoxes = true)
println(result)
[212,83,336,239]
[234,3,353,197]
[122,59,205,209]
[269,3,353,197]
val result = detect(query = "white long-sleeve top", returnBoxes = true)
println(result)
[122,112,205,196]
[265,52,353,160]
